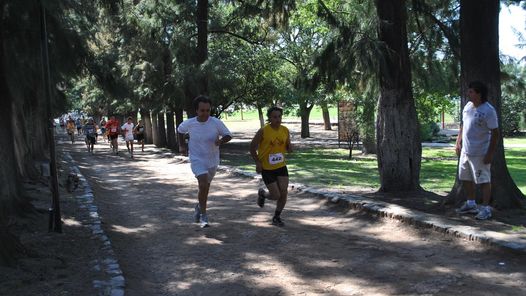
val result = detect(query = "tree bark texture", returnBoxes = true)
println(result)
[299,103,313,138]
[448,0,524,209]
[257,106,265,128]
[166,111,177,150]
[141,109,153,144]
[375,0,422,192]
[320,102,332,130]
[157,112,167,148]
[0,32,27,265]
[151,111,161,147]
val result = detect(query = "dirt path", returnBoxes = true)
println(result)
[65,138,526,296]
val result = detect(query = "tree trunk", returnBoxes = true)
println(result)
[141,109,153,144]
[166,111,177,150]
[447,0,524,209]
[151,111,161,147]
[157,112,167,148]
[320,102,332,130]
[375,0,421,192]
[175,108,185,154]
[0,37,27,266]
[257,105,265,128]
[299,103,314,138]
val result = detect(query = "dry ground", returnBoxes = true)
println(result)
[1,125,525,296]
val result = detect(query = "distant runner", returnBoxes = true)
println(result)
[83,118,97,153]
[105,116,120,155]
[121,117,135,159]
[66,116,76,144]
[134,119,145,152]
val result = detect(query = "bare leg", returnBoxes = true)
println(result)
[197,174,211,215]
[480,182,491,206]
[463,180,476,202]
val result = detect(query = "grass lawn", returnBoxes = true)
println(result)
[223,106,339,122]
[222,146,526,195]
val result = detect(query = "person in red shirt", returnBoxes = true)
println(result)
[105,115,120,155]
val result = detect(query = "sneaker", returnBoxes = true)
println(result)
[475,206,492,220]
[200,214,209,228]
[271,216,284,227]
[456,202,479,214]
[193,204,200,223]
[257,188,266,208]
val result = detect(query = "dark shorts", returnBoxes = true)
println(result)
[86,135,96,144]
[261,166,289,185]
[136,134,144,141]
[109,134,119,140]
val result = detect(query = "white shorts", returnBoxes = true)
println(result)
[125,135,134,141]
[191,161,217,181]
[458,153,491,184]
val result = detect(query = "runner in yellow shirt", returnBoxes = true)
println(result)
[250,106,292,227]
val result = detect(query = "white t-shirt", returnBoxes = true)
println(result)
[177,116,232,168]
[121,122,135,141]
[461,101,498,156]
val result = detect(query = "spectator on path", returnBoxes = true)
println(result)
[455,81,499,220]
[134,119,145,152]
[83,118,97,154]
[121,117,135,159]
[105,115,120,155]
[250,106,292,227]
[177,95,232,228]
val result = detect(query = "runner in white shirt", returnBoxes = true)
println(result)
[177,96,232,228]
[121,117,135,159]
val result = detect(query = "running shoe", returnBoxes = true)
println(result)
[456,201,479,214]
[271,216,284,227]
[193,204,200,223]
[257,188,266,208]
[475,206,492,220]
[200,213,209,228]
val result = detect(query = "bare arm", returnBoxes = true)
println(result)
[215,135,232,146]
[455,124,463,157]
[484,128,499,164]
[286,129,292,153]
[250,129,264,173]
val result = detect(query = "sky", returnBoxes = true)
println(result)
[500,5,525,60]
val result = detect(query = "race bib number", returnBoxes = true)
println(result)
[269,153,284,165]
[87,128,94,134]
[111,128,117,132]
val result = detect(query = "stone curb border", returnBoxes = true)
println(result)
[218,165,526,254]
[64,153,125,296]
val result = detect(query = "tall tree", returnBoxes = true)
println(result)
[374,0,421,191]
[447,0,524,209]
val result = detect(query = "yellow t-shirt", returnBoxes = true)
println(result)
[257,124,289,170]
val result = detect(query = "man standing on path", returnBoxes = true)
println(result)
[250,106,292,227]
[177,96,232,228]
[105,115,120,155]
[121,117,135,159]
[455,81,499,220]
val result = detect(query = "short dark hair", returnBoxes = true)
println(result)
[266,106,283,120]
[193,95,212,111]
[468,81,488,102]
[127,116,133,121]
